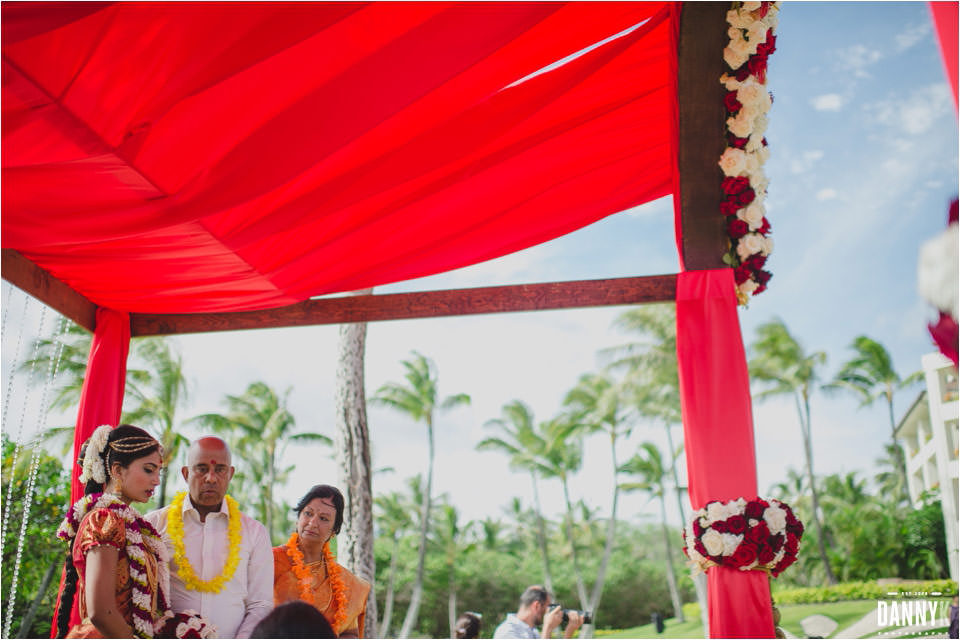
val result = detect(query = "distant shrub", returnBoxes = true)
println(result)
[772,579,958,604]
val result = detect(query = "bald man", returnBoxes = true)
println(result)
[146,437,273,638]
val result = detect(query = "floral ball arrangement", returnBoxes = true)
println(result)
[682,497,803,577]
[155,611,217,639]
[718,1,781,304]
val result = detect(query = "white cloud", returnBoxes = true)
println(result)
[894,23,931,53]
[837,44,883,78]
[816,188,838,201]
[811,93,845,112]
[867,83,953,136]
[790,149,825,174]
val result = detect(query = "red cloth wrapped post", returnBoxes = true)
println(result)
[51,308,130,637]
[676,270,775,638]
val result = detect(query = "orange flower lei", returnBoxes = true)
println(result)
[285,532,347,632]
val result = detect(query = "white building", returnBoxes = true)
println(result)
[895,352,959,580]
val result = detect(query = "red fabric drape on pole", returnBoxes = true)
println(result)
[50,307,130,636]
[675,269,774,638]
[930,2,959,110]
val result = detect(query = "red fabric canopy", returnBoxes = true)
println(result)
[3,2,679,313]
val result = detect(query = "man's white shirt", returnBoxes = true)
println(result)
[146,497,273,639]
[493,613,540,639]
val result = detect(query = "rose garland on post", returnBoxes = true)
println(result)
[717,1,781,304]
[681,497,804,576]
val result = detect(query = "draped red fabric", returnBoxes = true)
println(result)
[2,2,679,313]
[50,308,130,635]
[675,270,774,638]
[930,2,959,110]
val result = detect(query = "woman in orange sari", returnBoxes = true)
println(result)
[273,485,370,638]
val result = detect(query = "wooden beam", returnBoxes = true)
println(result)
[130,274,677,336]
[1,249,97,331]
[677,2,730,270]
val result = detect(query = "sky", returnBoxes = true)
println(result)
[2,2,958,536]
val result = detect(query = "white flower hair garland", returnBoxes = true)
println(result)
[78,425,113,485]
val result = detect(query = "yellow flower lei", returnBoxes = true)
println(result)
[168,491,243,593]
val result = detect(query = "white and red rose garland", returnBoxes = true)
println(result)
[718,1,780,304]
[682,497,804,577]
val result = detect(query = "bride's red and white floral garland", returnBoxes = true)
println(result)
[718,1,780,304]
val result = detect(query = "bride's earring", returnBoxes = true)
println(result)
[111,473,123,496]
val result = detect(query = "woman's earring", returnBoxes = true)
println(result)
[112,473,123,496]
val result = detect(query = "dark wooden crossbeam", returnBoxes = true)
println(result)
[677,2,730,270]
[129,274,678,336]
[1,249,97,331]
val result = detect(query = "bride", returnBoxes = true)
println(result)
[54,424,212,639]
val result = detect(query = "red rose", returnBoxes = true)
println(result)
[755,270,772,285]
[748,56,768,83]
[785,532,799,555]
[745,500,765,519]
[755,284,767,294]
[757,544,776,566]
[694,540,708,557]
[712,520,728,534]
[720,200,740,216]
[735,66,751,82]
[769,533,784,551]
[724,91,742,113]
[746,521,770,545]
[722,176,750,194]
[757,217,771,235]
[728,134,748,149]
[737,189,756,206]
[728,543,758,569]
[728,219,749,238]
[756,2,771,18]
[726,515,747,535]
[734,266,751,285]
[693,519,704,537]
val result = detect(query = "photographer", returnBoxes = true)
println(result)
[493,585,584,639]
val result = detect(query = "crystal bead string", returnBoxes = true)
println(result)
[3,315,63,638]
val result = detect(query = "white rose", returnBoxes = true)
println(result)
[749,170,768,193]
[721,533,743,556]
[702,529,724,556]
[737,233,765,260]
[917,222,959,318]
[726,8,753,28]
[753,113,770,136]
[728,26,744,42]
[764,505,788,534]
[761,236,774,256]
[737,79,764,106]
[720,73,742,91]
[739,202,765,230]
[719,148,747,176]
[745,151,762,173]
[706,501,727,523]
[757,144,771,164]
[742,1,762,10]
[747,21,768,45]
[738,279,759,296]
[729,38,752,57]
[727,113,753,138]
[723,46,749,70]
[746,132,764,152]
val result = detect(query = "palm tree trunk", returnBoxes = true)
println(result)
[379,537,400,638]
[584,434,619,638]
[560,473,589,610]
[448,567,457,639]
[400,417,434,638]
[530,471,553,592]
[886,387,911,507]
[658,490,684,623]
[335,316,379,636]
[17,557,59,638]
[799,391,837,584]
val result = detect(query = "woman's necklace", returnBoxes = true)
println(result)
[285,532,347,631]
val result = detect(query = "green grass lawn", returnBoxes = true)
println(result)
[594,600,877,639]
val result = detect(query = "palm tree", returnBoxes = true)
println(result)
[874,442,911,504]
[189,381,331,542]
[748,318,837,584]
[433,503,476,638]
[374,487,414,638]
[123,338,190,507]
[563,373,628,632]
[478,400,554,591]
[828,335,922,505]
[536,414,589,611]
[619,442,685,623]
[372,352,470,638]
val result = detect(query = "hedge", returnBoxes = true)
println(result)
[771,580,958,604]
